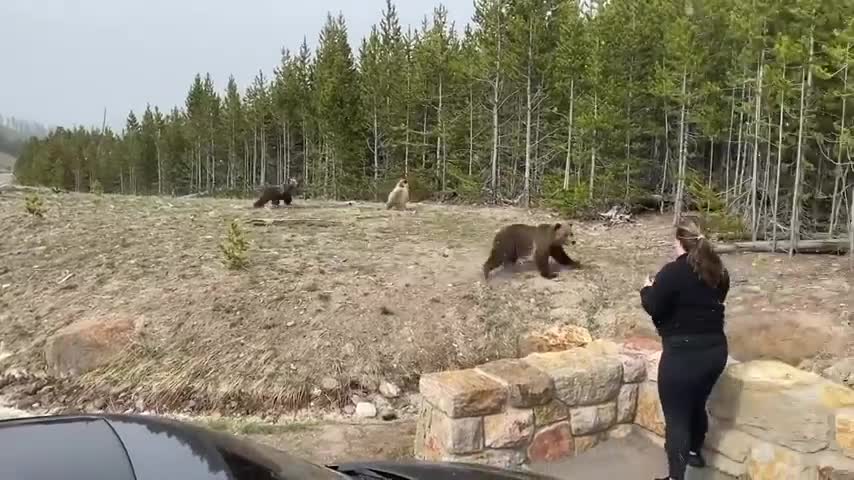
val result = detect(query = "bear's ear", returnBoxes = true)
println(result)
[553,223,562,230]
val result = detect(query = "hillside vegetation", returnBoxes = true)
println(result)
[0,190,850,415]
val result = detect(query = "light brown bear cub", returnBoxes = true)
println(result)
[483,223,579,280]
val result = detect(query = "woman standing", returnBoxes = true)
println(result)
[640,218,731,480]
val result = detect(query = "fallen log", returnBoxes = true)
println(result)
[180,191,208,198]
[714,238,850,255]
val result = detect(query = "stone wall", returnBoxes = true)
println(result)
[629,340,854,480]
[414,339,645,468]
[414,337,854,479]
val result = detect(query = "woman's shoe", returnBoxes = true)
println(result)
[687,450,706,468]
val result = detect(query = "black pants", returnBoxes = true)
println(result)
[657,334,728,480]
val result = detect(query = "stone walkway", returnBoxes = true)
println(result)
[529,433,736,480]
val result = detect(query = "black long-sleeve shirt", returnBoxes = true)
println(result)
[640,253,730,338]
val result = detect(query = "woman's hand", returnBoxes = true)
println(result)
[643,275,654,288]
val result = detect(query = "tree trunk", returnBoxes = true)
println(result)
[733,86,746,202]
[673,68,689,224]
[772,67,786,250]
[849,185,854,268]
[405,62,411,176]
[761,115,773,234]
[490,17,502,202]
[373,103,379,192]
[589,94,598,200]
[260,127,267,186]
[436,76,444,186]
[422,110,428,169]
[523,30,533,209]
[790,34,813,256]
[750,59,764,241]
[660,110,670,201]
[469,86,474,176]
[252,127,258,187]
[156,129,162,195]
[724,91,736,204]
[563,79,575,191]
[830,46,849,236]
[302,125,309,194]
[707,136,715,188]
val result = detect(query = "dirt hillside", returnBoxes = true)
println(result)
[0,189,851,416]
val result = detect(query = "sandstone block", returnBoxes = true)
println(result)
[414,403,442,461]
[635,381,665,436]
[44,316,138,376]
[746,442,818,480]
[570,402,617,436]
[517,325,592,357]
[705,422,757,462]
[415,403,484,457]
[533,400,570,427]
[837,409,854,459]
[527,421,574,463]
[616,383,638,424]
[484,407,534,449]
[420,369,507,418]
[442,449,526,469]
[619,354,647,383]
[524,348,622,407]
[574,433,604,455]
[475,358,554,407]
[621,338,662,382]
[709,360,854,453]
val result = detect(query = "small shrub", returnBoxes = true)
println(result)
[220,219,249,270]
[704,211,749,241]
[90,179,104,196]
[25,192,46,217]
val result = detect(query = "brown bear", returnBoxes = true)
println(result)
[483,222,579,280]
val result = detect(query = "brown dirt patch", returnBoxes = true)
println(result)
[0,189,851,415]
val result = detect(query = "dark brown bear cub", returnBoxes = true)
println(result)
[253,178,298,208]
[483,223,579,280]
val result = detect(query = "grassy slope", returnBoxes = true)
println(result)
[0,190,850,416]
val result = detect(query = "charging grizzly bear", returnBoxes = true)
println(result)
[483,222,579,280]
[253,178,299,208]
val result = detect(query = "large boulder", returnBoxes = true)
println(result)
[44,316,140,376]
[709,360,854,453]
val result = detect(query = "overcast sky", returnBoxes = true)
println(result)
[1,0,474,132]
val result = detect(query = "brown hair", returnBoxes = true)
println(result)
[676,218,725,288]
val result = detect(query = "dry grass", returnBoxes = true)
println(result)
[0,188,851,415]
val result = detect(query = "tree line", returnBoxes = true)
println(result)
[13,0,854,244]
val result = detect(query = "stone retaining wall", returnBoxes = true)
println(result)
[414,337,854,479]
[414,340,645,467]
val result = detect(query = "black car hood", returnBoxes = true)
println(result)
[329,460,557,480]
